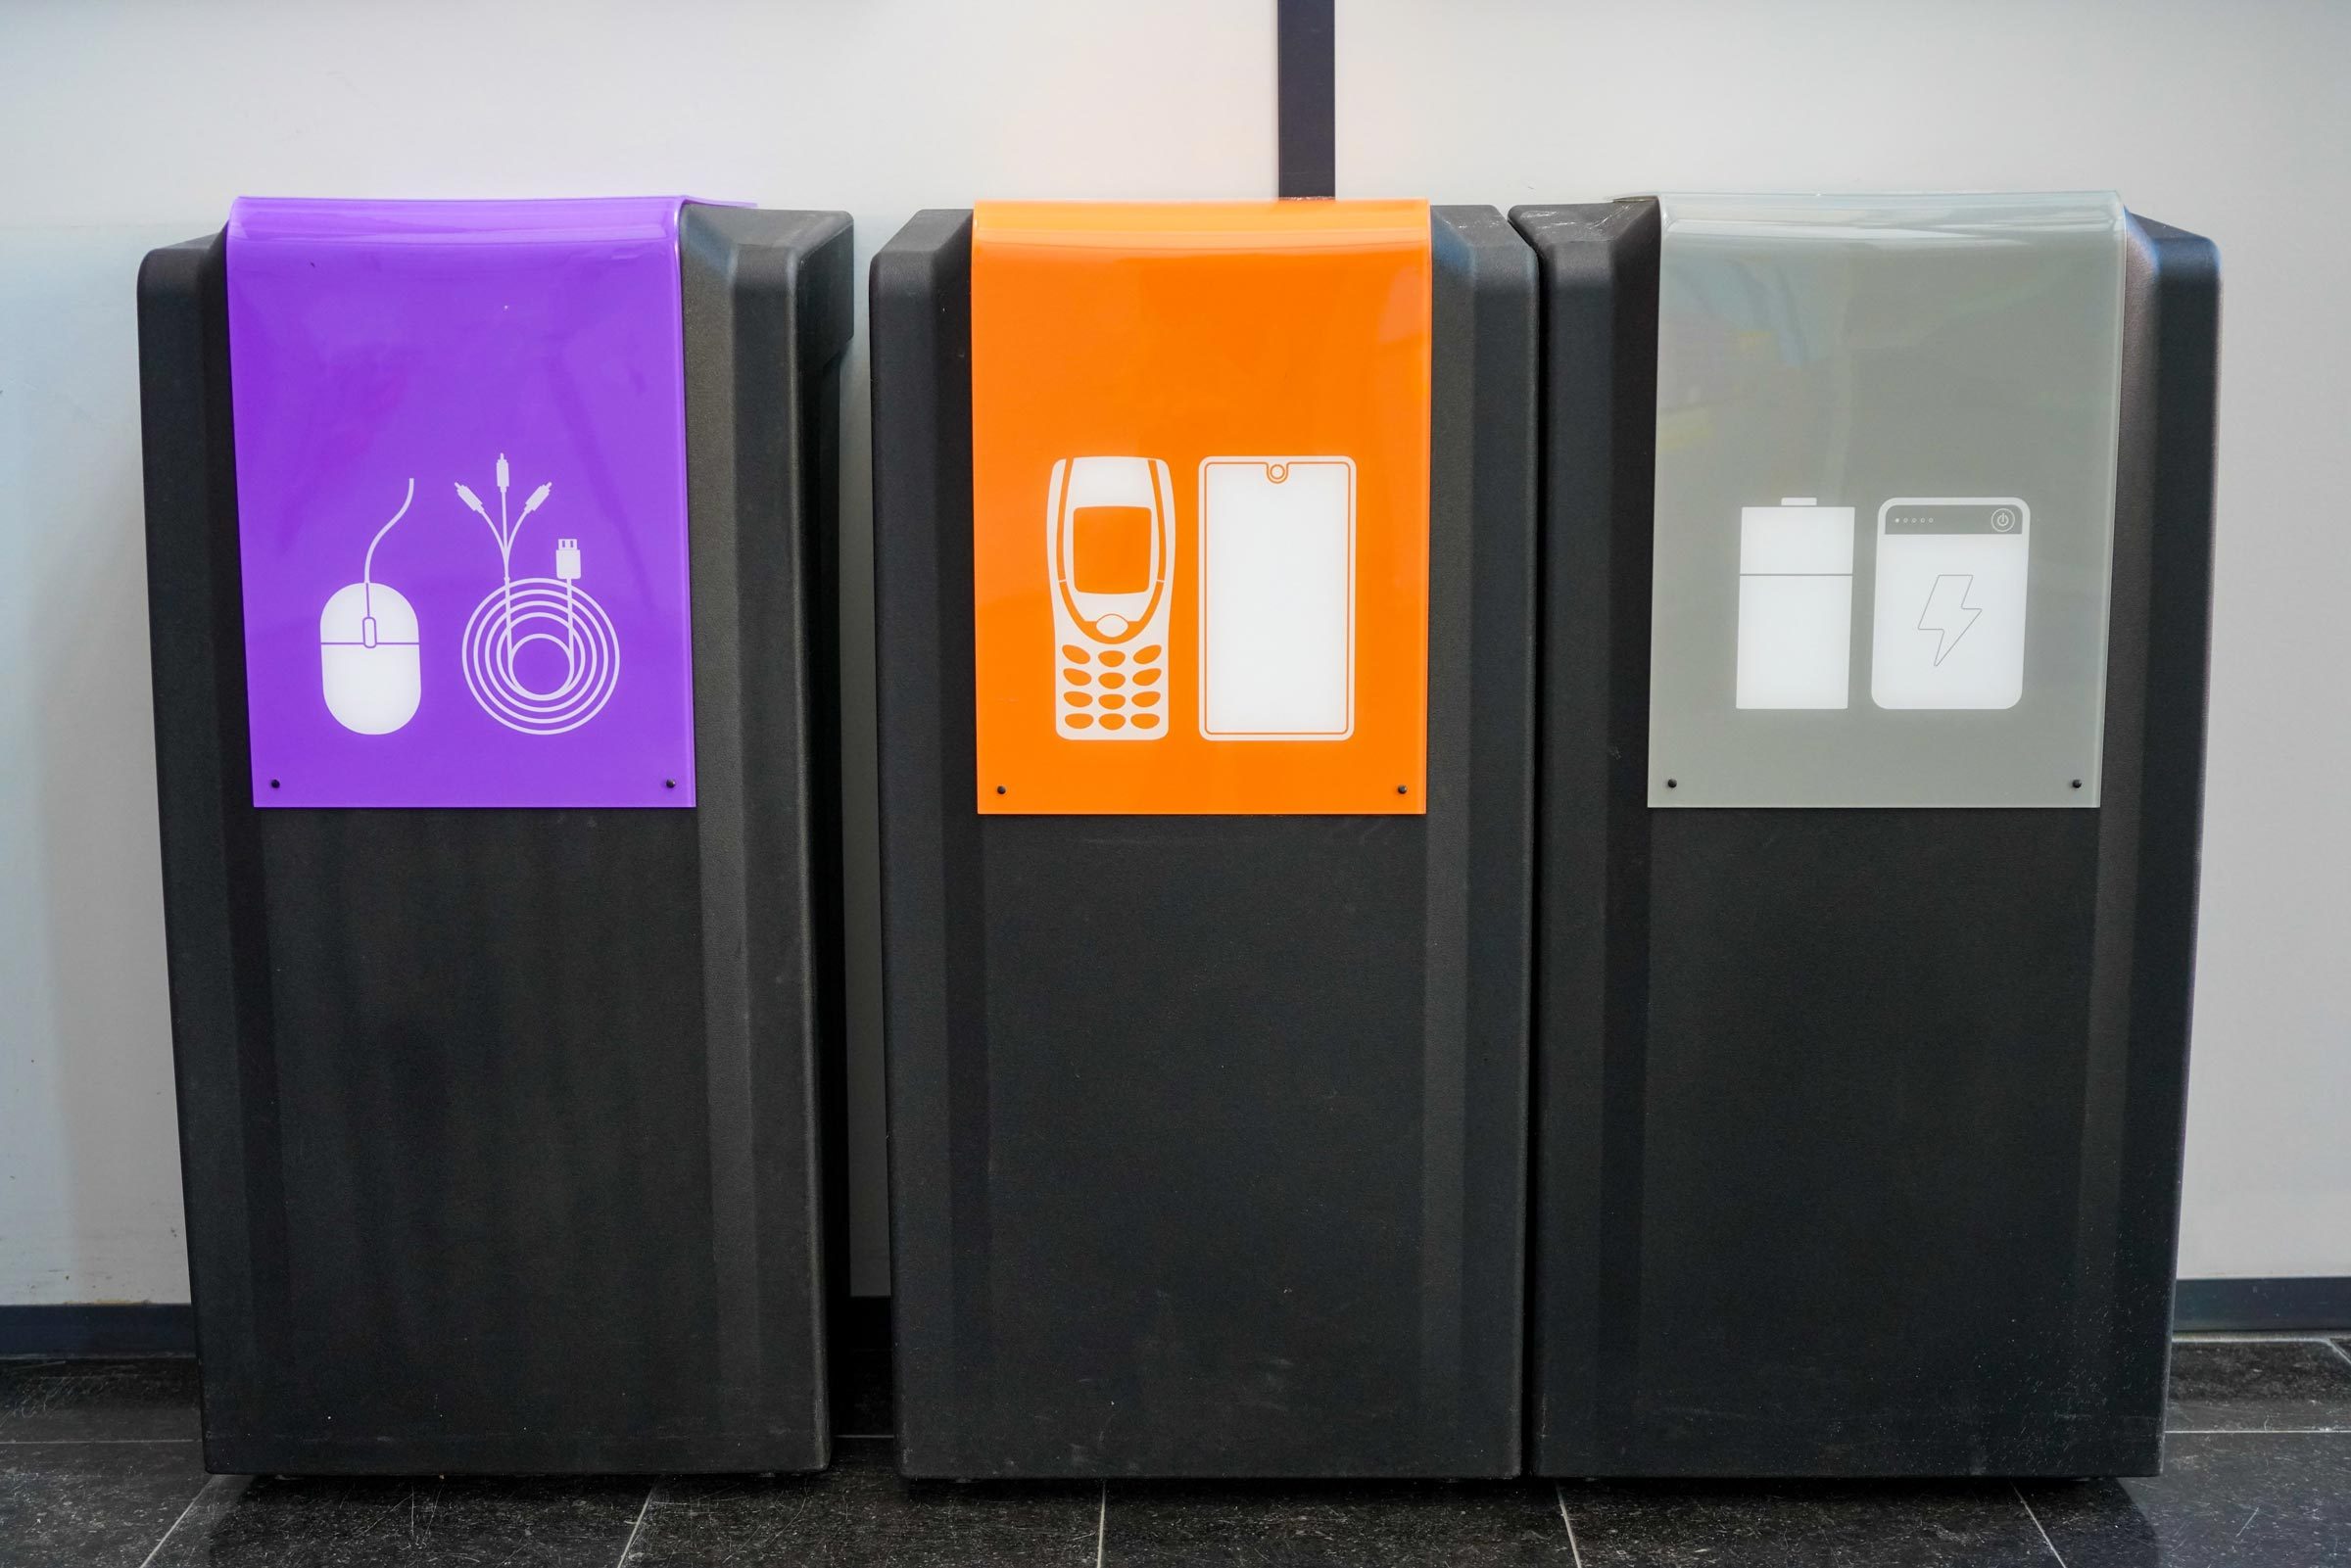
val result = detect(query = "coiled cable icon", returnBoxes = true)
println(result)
[453,454,620,736]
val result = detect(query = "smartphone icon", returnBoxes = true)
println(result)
[1198,456,1356,740]
[1048,456,1174,738]
[1870,497,2030,710]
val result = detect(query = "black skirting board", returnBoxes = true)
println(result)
[134,206,854,1476]
[871,207,1539,1479]
[1514,199,2220,1478]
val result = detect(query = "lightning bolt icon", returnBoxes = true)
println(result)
[1917,573,1983,666]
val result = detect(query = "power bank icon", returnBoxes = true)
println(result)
[1048,456,1174,738]
[1870,497,2030,709]
[1735,498,1854,709]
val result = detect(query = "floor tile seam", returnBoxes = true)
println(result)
[613,1485,655,1566]
[133,1471,230,1568]
[2011,1482,2067,1567]
[2177,1333,2346,1344]
[1555,1481,1585,1568]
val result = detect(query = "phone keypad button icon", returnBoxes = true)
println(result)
[1134,668,1162,687]
[1100,650,1126,667]
[1099,713,1128,731]
[1130,714,1159,731]
[1064,690,1092,708]
[1099,672,1127,689]
[1063,667,1090,685]
[1133,691,1161,708]
[1066,712,1095,730]
[1062,644,1090,663]
[1101,694,1128,710]
[1135,644,1163,663]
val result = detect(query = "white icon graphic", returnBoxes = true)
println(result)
[1198,456,1356,740]
[1049,456,1173,739]
[1735,498,1853,710]
[1917,574,1982,665]
[1871,497,2029,709]
[454,454,621,735]
[320,478,424,735]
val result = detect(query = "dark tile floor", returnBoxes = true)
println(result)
[4,1335,2347,1565]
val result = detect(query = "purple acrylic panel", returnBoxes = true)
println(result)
[226,196,699,807]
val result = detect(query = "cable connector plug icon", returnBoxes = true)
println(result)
[554,538,583,583]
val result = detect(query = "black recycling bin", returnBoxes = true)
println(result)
[136,201,853,1474]
[1516,195,2219,1478]
[870,202,1538,1478]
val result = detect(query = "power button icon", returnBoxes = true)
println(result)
[1991,506,2018,532]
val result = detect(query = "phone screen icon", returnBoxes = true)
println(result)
[1198,456,1356,740]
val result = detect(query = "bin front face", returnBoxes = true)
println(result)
[139,203,854,1475]
[1515,197,2217,1479]
[874,205,1537,1479]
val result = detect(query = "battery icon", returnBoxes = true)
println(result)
[1735,498,1855,710]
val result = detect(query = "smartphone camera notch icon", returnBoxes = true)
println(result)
[1048,456,1173,739]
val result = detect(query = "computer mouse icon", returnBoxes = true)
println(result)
[318,478,421,735]
[320,580,420,734]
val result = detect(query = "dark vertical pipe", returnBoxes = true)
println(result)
[1277,0,1335,199]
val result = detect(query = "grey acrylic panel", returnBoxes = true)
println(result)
[1648,192,2126,807]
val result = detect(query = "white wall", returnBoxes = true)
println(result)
[1,226,204,1305]
[2,0,2344,1300]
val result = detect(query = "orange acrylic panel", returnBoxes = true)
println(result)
[970,199,1432,814]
